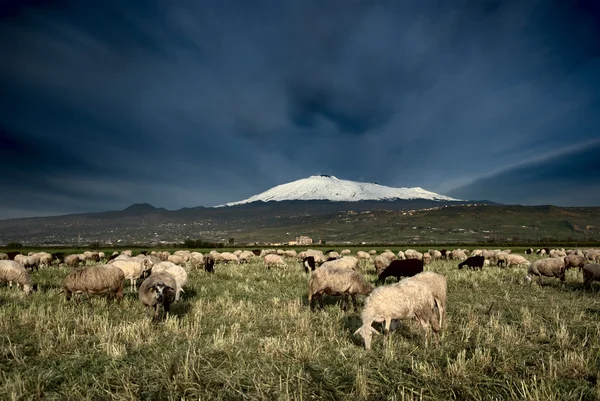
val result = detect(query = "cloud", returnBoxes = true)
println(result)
[0,0,599,218]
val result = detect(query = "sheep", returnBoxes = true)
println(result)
[238,250,255,263]
[564,254,586,271]
[303,256,316,273]
[458,255,485,270]
[109,258,154,292]
[167,254,186,266]
[264,254,286,269]
[354,280,440,350]
[495,251,509,267]
[404,249,423,260]
[368,250,377,255]
[0,260,36,295]
[62,265,125,302]
[204,254,215,273]
[378,259,424,284]
[470,249,483,257]
[550,249,566,258]
[525,258,566,288]
[284,250,297,258]
[374,255,391,275]
[525,248,534,255]
[422,252,432,265]
[429,250,442,260]
[304,249,326,264]
[189,252,205,269]
[451,249,468,261]
[396,251,406,260]
[505,254,531,268]
[22,255,40,271]
[327,251,341,260]
[0,253,7,260]
[150,262,188,301]
[409,271,447,328]
[356,251,371,262]
[252,249,261,256]
[341,249,351,256]
[308,266,373,312]
[582,264,600,289]
[319,256,359,271]
[139,272,177,318]
[220,252,240,264]
[64,254,83,267]
[381,251,397,261]
[260,249,277,257]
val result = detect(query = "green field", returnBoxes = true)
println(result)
[1,252,600,400]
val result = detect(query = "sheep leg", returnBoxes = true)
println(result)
[318,294,325,310]
[351,294,358,313]
[340,295,347,312]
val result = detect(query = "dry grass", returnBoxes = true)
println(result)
[1,254,600,400]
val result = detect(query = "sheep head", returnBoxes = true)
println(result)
[354,325,380,350]
[151,282,173,303]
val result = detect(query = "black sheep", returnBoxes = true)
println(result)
[303,256,316,273]
[458,255,485,270]
[378,259,424,284]
[204,255,215,273]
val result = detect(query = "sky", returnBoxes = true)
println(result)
[1,0,599,219]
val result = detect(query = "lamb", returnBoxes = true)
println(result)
[458,255,485,270]
[62,265,125,302]
[307,266,373,312]
[109,258,154,292]
[525,258,566,288]
[409,271,448,328]
[319,256,359,271]
[303,256,316,273]
[264,254,286,269]
[374,255,391,275]
[582,264,600,289]
[505,254,531,268]
[150,262,188,301]
[378,259,424,284]
[139,272,177,318]
[564,254,586,271]
[354,280,440,350]
[0,260,36,295]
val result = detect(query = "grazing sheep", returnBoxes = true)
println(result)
[381,251,397,262]
[451,249,468,261]
[308,266,373,312]
[22,255,40,271]
[396,251,406,260]
[470,250,483,257]
[378,259,424,284]
[525,258,566,288]
[374,255,391,275]
[404,249,423,260]
[564,254,586,271]
[429,250,442,260]
[204,254,215,273]
[264,254,286,269]
[189,252,204,269]
[458,255,485,270]
[341,249,351,256]
[369,250,377,255]
[304,249,326,264]
[150,262,188,301]
[354,280,440,350]
[167,254,186,266]
[238,250,255,263]
[62,265,125,302]
[109,258,154,292]
[0,260,35,295]
[582,264,600,289]
[0,253,7,260]
[505,254,531,268]
[260,249,277,257]
[409,272,447,328]
[220,252,240,264]
[319,256,359,271]
[356,251,371,262]
[64,254,83,268]
[303,256,316,273]
[422,252,432,265]
[495,252,509,267]
[139,272,177,318]
[439,249,449,259]
[284,250,297,258]
[525,248,534,255]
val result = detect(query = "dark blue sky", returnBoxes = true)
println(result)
[1,0,599,219]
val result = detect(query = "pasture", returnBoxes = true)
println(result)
[1,252,600,400]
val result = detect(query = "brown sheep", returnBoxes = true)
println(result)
[62,265,125,302]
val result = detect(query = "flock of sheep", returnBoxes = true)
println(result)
[1,246,600,350]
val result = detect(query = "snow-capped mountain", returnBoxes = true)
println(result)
[220,175,460,206]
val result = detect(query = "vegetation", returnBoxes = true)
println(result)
[1,252,600,399]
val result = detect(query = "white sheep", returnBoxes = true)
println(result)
[505,254,531,268]
[264,254,286,268]
[319,256,359,271]
[0,260,35,295]
[108,258,154,292]
[374,255,391,275]
[308,266,373,312]
[340,249,352,256]
[408,272,447,327]
[150,261,188,301]
[354,279,440,350]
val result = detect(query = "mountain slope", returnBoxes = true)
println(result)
[221,175,459,206]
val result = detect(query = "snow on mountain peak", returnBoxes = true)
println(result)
[219,175,460,207]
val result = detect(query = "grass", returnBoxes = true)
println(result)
[1,253,600,400]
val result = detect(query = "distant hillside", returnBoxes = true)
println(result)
[1,202,598,246]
